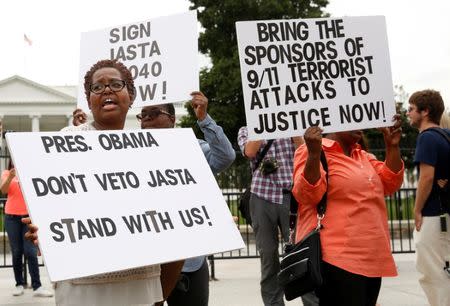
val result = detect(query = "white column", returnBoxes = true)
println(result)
[67,114,73,126]
[29,114,41,132]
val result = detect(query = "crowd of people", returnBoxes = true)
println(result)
[1,58,448,306]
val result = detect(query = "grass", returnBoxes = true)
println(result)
[386,196,415,220]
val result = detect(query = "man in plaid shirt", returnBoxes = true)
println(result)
[238,126,302,306]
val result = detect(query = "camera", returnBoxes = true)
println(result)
[259,158,279,176]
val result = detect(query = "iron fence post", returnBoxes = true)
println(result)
[208,254,217,281]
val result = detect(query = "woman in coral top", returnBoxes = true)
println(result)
[1,161,53,297]
[292,116,404,306]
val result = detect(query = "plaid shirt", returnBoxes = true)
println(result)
[238,126,295,204]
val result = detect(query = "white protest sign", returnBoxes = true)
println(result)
[236,16,395,140]
[6,128,244,282]
[78,11,199,110]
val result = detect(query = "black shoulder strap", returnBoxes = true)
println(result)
[289,149,328,231]
[423,127,450,144]
[317,150,329,216]
[252,139,274,173]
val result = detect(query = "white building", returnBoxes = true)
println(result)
[0,75,188,133]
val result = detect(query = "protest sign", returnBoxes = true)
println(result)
[78,11,199,110]
[236,16,395,140]
[6,128,244,282]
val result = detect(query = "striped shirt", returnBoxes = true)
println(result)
[238,126,295,204]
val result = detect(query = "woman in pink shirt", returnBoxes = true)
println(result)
[292,117,404,306]
[1,161,53,297]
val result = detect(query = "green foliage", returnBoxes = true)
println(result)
[363,93,419,171]
[180,0,330,147]
[215,153,252,190]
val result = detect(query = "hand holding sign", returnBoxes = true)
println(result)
[22,217,40,253]
[304,126,323,158]
[72,108,87,126]
[378,114,402,147]
[190,91,208,121]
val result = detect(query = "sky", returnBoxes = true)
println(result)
[1,0,449,108]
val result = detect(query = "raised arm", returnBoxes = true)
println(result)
[72,108,88,126]
[192,91,235,174]
[378,114,403,173]
[303,126,323,185]
[0,168,15,194]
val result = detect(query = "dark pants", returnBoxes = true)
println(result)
[167,259,209,306]
[4,214,41,290]
[250,193,290,306]
[319,262,381,306]
[301,292,319,306]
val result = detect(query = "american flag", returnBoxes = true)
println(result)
[23,34,32,46]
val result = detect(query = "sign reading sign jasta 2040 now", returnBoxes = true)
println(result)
[236,16,396,140]
[78,11,199,110]
[6,128,244,282]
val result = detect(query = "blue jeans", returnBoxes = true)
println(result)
[5,214,41,290]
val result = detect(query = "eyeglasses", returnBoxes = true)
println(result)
[89,80,126,94]
[407,106,416,112]
[136,109,172,121]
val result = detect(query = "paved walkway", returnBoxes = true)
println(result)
[0,254,428,305]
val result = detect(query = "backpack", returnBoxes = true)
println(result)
[424,128,450,213]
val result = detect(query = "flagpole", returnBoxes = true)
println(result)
[23,34,32,77]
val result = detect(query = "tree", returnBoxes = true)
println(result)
[181,0,329,148]
[364,85,418,170]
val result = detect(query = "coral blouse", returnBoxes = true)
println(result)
[292,138,404,277]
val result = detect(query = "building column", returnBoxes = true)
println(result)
[29,114,41,132]
[67,114,73,126]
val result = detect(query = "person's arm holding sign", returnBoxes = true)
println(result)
[194,91,235,174]
[302,126,323,185]
[72,108,88,126]
[0,168,15,194]
[243,139,263,158]
[378,114,403,174]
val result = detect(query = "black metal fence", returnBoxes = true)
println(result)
[0,188,416,262]
[0,151,417,282]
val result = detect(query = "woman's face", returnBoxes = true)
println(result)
[88,67,132,128]
[139,106,175,129]
[336,130,363,145]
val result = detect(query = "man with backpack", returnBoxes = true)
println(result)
[407,89,450,306]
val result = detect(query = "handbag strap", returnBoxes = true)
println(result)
[252,139,274,173]
[289,149,328,238]
[316,149,329,217]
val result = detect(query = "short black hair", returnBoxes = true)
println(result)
[162,103,175,116]
[84,59,135,102]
